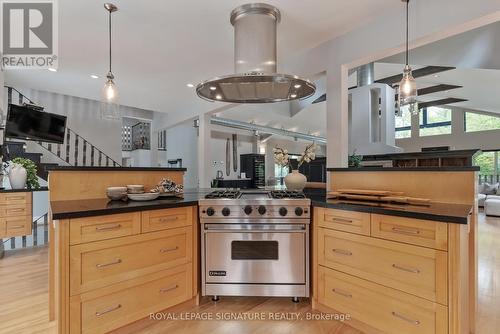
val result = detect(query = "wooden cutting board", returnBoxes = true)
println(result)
[336,189,405,196]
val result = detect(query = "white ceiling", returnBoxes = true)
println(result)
[4,0,399,117]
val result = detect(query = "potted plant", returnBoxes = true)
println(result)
[274,143,319,191]
[5,158,40,190]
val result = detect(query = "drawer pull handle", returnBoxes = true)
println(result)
[95,304,122,317]
[95,224,122,231]
[332,288,352,298]
[9,225,25,229]
[96,258,122,268]
[160,284,178,293]
[8,209,25,213]
[6,196,24,201]
[392,311,420,325]
[160,246,179,253]
[332,248,352,256]
[392,263,420,274]
[330,217,353,224]
[159,217,179,223]
[391,227,420,235]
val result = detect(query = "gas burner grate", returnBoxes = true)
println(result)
[205,190,242,199]
[270,190,307,199]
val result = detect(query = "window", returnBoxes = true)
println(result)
[419,107,452,136]
[395,105,411,139]
[465,112,500,132]
[474,151,496,176]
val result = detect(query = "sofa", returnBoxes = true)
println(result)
[478,182,500,216]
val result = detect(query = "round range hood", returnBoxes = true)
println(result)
[196,3,316,103]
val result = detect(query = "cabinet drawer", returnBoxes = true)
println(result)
[318,228,447,304]
[0,193,30,205]
[69,212,141,245]
[0,204,31,218]
[317,208,370,235]
[1,216,31,237]
[371,214,448,250]
[70,227,192,295]
[318,266,448,334]
[72,264,192,334]
[141,207,193,233]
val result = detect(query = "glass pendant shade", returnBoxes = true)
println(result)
[100,73,120,120]
[398,65,419,115]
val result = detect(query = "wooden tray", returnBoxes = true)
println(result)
[336,189,405,196]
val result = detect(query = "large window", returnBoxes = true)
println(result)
[474,151,496,176]
[395,105,411,139]
[419,107,452,136]
[465,112,500,132]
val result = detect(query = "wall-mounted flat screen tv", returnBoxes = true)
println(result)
[5,104,67,144]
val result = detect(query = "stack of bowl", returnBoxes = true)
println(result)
[127,185,145,194]
[107,187,128,201]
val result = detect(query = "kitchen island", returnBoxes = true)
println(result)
[49,167,477,334]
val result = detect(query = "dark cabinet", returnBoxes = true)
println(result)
[240,154,265,188]
[291,157,327,183]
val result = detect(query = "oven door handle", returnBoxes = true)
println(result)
[204,224,306,231]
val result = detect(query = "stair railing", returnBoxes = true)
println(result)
[4,86,121,167]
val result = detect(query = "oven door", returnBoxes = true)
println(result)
[204,223,306,284]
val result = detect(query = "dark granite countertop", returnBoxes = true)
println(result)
[50,189,212,220]
[51,188,472,224]
[0,186,49,193]
[46,166,187,172]
[327,167,479,172]
[308,195,472,224]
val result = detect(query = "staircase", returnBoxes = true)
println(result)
[3,86,121,175]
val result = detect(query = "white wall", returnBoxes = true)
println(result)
[6,87,154,162]
[397,107,500,152]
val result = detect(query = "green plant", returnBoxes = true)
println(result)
[11,157,40,189]
[348,150,363,168]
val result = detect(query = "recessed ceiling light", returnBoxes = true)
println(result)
[210,86,217,91]
[186,83,194,88]
[215,94,222,100]
[294,84,301,89]
[48,68,57,72]
[290,94,297,98]
[90,74,99,79]
[434,74,439,78]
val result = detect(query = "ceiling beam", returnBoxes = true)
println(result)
[418,98,468,109]
[395,84,462,101]
[376,66,455,86]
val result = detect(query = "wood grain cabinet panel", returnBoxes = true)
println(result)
[0,204,31,217]
[371,214,448,250]
[317,208,370,236]
[0,192,30,205]
[0,219,6,236]
[69,226,192,295]
[70,264,192,334]
[318,228,448,304]
[318,266,448,334]
[69,212,141,245]
[2,215,31,237]
[141,207,193,233]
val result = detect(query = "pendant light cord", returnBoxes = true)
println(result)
[405,0,409,66]
[108,10,112,73]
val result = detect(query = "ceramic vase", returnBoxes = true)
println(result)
[9,164,27,189]
[284,170,307,191]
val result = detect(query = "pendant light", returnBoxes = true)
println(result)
[398,0,418,115]
[100,3,120,120]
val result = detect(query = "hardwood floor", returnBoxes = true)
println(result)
[1,212,499,334]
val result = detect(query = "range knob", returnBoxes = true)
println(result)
[222,207,231,217]
[279,207,288,217]
[206,207,215,216]
[295,207,304,216]
[258,205,267,215]
[244,205,253,215]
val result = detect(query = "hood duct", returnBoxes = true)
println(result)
[357,63,375,87]
[197,3,316,103]
[211,116,326,144]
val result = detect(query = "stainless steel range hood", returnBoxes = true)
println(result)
[196,3,316,103]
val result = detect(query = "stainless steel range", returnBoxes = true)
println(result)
[199,189,310,302]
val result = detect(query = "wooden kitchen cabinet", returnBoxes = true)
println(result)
[313,206,470,334]
[54,205,199,334]
[0,191,32,239]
